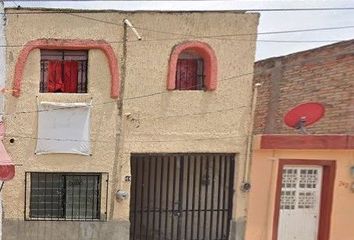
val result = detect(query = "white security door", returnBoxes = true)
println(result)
[278,166,323,240]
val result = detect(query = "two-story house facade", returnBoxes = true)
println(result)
[2,8,259,240]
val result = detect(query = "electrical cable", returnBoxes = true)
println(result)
[132,25,354,39]
[0,11,352,46]
[0,9,351,141]
[138,106,245,121]
[11,1,19,8]
[3,133,248,143]
[2,99,117,117]
[61,12,354,42]
[1,47,353,117]
[3,7,354,15]
[0,37,351,49]
[123,49,354,101]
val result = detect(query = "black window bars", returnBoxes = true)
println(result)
[40,50,88,93]
[25,172,108,221]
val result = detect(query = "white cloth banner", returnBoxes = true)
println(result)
[35,102,91,155]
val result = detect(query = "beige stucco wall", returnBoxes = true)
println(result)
[245,148,354,240]
[118,12,259,226]
[3,9,259,239]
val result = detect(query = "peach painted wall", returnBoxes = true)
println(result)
[245,147,354,240]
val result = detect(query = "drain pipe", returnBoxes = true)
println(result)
[241,82,261,192]
[0,3,5,239]
[109,19,142,219]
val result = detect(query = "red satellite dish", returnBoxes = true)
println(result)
[284,102,325,133]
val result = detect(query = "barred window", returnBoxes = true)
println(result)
[176,51,204,90]
[26,172,108,221]
[167,41,217,91]
[40,50,88,93]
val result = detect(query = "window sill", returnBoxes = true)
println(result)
[25,217,105,222]
[37,93,90,96]
[169,89,214,93]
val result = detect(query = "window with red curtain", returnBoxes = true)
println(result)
[40,50,87,93]
[175,52,204,90]
[47,61,78,93]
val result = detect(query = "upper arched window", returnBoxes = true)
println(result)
[12,39,120,98]
[167,41,217,91]
[176,51,204,90]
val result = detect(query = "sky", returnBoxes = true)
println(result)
[4,0,354,60]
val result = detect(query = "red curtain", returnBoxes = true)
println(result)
[47,60,78,93]
[176,59,198,90]
[48,61,63,92]
[63,61,79,93]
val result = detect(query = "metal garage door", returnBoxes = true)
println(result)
[130,153,235,240]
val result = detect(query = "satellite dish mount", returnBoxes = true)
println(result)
[294,116,308,134]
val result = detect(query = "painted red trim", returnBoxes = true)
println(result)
[272,159,335,240]
[260,135,354,149]
[167,41,217,90]
[13,39,120,99]
[348,135,354,149]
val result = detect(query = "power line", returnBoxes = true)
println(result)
[2,47,353,117]
[0,73,254,109]
[255,39,349,43]
[125,135,246,143]
[4,127,354,144]
[0,10,351,47]
[4,134,112,143]
[3,85,242,116]
[127,48,354,100]
[11,1,19,8]
[123,37,348,44]
[139,106,245,121]
[0,9,351,144]
[2,99,117,117]
[132,25,354,39]
[257,25,354,36]
[66,12,354,41]
[1,6,353,44]
[3,100,249,124]
[0,74,351,141]
[0,11,352,46]
[0,37,351,50]
[3,7,354,15]
[1,92,250,121]
[66,12,120,26]
[4,133,248,143]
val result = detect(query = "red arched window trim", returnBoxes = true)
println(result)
[167,41,217,91]
[12,39,120,99]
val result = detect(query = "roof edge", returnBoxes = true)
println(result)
[254,134,354,150]
[256,38,354,64]
[5,7,247,14]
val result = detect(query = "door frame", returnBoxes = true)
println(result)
[272,159,336,240]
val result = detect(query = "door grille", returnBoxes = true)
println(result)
[130,153,235,240]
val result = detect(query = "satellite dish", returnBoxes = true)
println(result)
[284,102,325,134]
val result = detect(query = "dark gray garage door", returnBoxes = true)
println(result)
[130,153,235,240]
